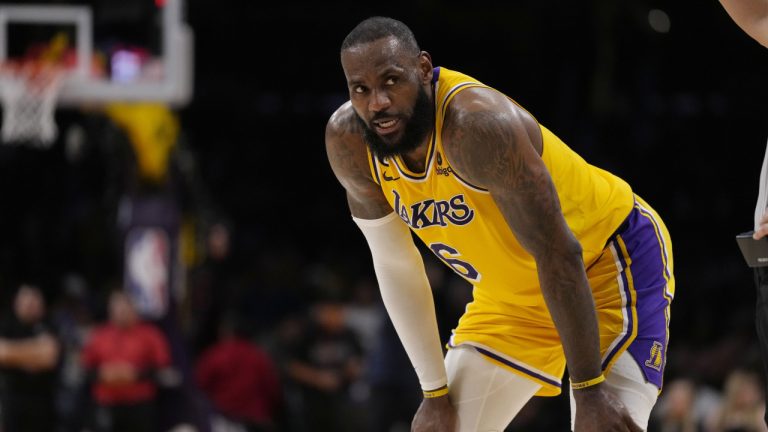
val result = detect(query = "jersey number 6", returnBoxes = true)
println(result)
[429,243,482,282]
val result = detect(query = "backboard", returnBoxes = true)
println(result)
[0,0,193,107]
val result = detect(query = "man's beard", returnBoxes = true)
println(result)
[357,86,433,160]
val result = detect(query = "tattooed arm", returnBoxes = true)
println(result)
[325,103,456,432]
[325,102,393,219]
[442,88,640,432]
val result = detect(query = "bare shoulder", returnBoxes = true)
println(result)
[326,101,364,142]
[326,102,371,186]
[441,87,543,188]
[325,102,392,218]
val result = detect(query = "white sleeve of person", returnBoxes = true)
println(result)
[353,212,448,391]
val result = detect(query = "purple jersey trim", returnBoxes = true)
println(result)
[472,346,561,388]
[604,201,672,389]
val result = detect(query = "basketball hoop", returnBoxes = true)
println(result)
[0,61,66,148]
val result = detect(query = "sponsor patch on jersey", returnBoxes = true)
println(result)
[434,152,452,176]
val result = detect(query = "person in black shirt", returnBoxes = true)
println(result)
[719,0,768,426]
[0,284,60,432]
[286,298,364,432]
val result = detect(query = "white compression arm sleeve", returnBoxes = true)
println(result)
[353,212,448,391]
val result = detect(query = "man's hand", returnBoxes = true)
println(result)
[411,395,457,432]
[0,334,59,371]
[99,362,138,385]
[754,213,768,239]
[313,370,343,392]
[573,385,642,432]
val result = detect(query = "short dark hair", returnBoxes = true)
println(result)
[341,17,420,55]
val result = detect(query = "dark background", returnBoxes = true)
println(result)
[184,0,768,416]
[1,0,767,430]
[183,0,768,402]
[189,0,768,361]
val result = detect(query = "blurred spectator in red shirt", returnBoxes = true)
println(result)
[195,314,283,432]
[0,284,60,432]
[81,290,172,432]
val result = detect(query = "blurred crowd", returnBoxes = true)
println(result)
[1,2,767,429]
[0,92,766,431]
[0,105,448,432]
[1,229,767,432]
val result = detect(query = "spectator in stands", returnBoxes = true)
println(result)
[650,378,701,432]
[0,283,60,432]
[195,313,283,432]
[710,369,768,432]
[81,290,172,432]
[50,273,95,432]
[366,309,421,432]
[187,220,239,356]
[286,297,364,432]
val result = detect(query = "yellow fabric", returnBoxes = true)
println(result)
[369,67,636,396]
[105,103,179,183]
[40,33,69,64]
[180,217,198,267]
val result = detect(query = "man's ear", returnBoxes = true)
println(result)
[419,51,433,85]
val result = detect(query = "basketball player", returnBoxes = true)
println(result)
[719,0,768,425]
[326,17,674,431]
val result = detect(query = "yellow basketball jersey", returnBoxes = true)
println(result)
[367,67,636,395]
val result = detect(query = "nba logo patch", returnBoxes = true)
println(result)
[125,227,170,319]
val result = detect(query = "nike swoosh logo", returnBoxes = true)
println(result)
[382,171,400,181]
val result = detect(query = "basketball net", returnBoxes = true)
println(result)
[0,61,65,148]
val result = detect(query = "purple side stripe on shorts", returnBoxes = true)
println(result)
[610,203,672,389]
